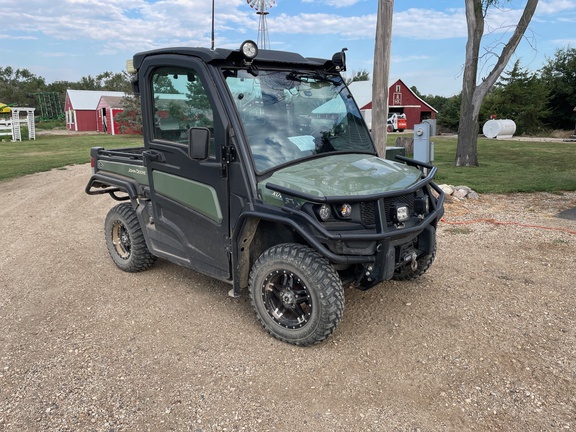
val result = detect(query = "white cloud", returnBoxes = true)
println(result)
[300,0,364,7]
[0,0,255,55]
[0,34,38,40]
[551,38,576,45]
[39,52,82,58]
[270,13,376,38]
[393,8,467,39]
[537,0,576,14]
[392,54,430,64]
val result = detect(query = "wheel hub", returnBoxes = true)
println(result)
[280,289,296,307]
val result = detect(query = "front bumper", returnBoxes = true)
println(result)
[255,157,445,286]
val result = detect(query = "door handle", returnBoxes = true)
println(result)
[143,150,165,163]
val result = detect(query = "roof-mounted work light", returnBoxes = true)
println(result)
[240,40,259,61]
[332,47,348,71]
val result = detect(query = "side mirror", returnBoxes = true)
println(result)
[188,127,211,160]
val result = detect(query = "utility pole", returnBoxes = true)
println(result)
[372,0,393,158]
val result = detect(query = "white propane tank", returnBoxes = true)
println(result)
[482,119,516,139]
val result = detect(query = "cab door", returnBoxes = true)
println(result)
[141,57,231,281]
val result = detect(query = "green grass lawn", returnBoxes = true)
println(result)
[0,134,143,182]
[1,133,575,194]
[389,135,576,193]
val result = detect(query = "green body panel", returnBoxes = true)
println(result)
[259,154,422,206]
[98,161,149,185]
[152,171,223,224]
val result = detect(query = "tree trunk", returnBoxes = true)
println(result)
[372,0,393,158]
[455,0,539,167]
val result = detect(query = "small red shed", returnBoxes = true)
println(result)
[65,90,126,132]
[348,79,437,130]
[96,96,126,135]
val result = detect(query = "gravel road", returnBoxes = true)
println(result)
[1,164,575,431]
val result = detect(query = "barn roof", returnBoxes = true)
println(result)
[348,79,437,113]
[99,96,125,109]
[66,90,126,110]
[392,79,438,113]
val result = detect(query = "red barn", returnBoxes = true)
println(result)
[348,79,437,130]
[65,90,126,132]
[96,96,127,135]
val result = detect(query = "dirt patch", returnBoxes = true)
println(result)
[0,164,575,430]
[36,129,102,136]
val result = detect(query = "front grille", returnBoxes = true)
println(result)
[361,193,417,227]
[384,193,415,223]
[360,202,376,226]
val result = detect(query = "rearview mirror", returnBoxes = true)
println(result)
[188,127,211,160]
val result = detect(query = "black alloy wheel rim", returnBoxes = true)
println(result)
[261,270,313,329]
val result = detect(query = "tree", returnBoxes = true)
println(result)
[482,59,549,135]
[345,70,370,85]
[0,66,46,107]
[73,71,131,91]
[153,75,179,94]
[96,71,132,92]
[372,0,393,158]
[115,94,142,134]
[540,47,576,130]
[410,86,422,97]
[436,94,461,133]
[455,0,538,166]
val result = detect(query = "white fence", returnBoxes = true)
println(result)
[0,108,36,141]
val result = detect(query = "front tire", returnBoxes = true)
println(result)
[104,203,156,272]
[249,244,344,346]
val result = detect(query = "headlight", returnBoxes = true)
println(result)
[317,204,331,221]
[338,203,352,218]
[393,205,410,223]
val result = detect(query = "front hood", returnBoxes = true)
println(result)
[259,154,423,203]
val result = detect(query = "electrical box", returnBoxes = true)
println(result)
[413,122,434,163]
[422,119,436,137]
[385,146,406,161]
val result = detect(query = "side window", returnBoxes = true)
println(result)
[151,67,215,155]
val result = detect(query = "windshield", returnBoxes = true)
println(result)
[224,69,374,172]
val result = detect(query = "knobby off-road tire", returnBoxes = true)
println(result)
[249,243,344,346]
[104,203,156,273]
[392,245,436,281]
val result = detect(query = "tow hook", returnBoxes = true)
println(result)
[404,252,418,271]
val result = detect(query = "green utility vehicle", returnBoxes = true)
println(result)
[86,41,444,346]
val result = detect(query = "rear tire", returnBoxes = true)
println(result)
[104,203,156,272]
[249,244,344,346]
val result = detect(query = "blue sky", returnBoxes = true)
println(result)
[1,0,575,97]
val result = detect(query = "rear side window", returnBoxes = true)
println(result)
[150,67,215,155]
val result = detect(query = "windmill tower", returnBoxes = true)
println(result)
[247,0,275,49]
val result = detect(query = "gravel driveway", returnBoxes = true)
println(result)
[1,164,575,431]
